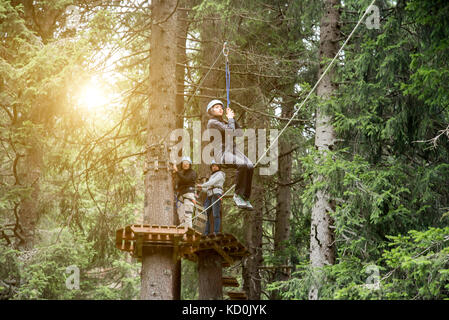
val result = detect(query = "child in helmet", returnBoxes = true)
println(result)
[173,156,197,228]
[206,99,254,210]
[197,160,226,235]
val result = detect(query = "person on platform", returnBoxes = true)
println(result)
[173,156,197,228]
[197,160,225,235]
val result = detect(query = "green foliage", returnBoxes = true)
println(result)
[89,259,140,300]
[13,232,94,299]
[0,230,140,300]
[272,0,449,300]
[2,0,449,301]
[1,0,142,300]
[380,227,449,299]
[181,260,199,300]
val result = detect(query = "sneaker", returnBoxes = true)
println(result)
[244,200,254,211]
[233,194,247,209]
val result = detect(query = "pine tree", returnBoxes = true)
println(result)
[308,0,340,300]
[140,0,180,300]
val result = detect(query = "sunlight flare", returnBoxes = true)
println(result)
[77,77,110,112]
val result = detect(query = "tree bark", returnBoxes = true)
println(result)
[17,145,42,250]
[194,14,224,299]
[176,1,189,129]
[241,86,265,300]
[308,0,340,300]
[141,0,179,300]
[198,250,223,300]
[173,0,191,301]
[11,0,57,251]
[272,98,295,299]
[242,180,263,300]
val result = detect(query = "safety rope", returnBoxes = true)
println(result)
[186,0,377,225]
[254,0,376,167]
[224,41,231,110]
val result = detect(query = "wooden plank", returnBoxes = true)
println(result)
[131,225,187,235]
[213,243,234,266]
[222,277,239,287]
[116,225,247,264]
[226,291,247,300]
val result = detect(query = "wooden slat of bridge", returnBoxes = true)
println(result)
[226,291,248,300]
[116,225,248,263]
[222,277,239,287]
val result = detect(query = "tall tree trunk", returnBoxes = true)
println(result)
[173,0,191,301]
[272,98,295,299]
[241,87,265,300]
[198,250,223,299]
[308,0,340,300]
[17,146,42,250]
[141,0,179,300]
[195,13,224,300]
[176,3,189,129]
[12,0,57,251]
[242,179,263,300]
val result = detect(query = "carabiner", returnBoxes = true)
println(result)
[222,41,229,58]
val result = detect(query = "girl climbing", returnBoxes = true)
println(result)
[206,99,254,211]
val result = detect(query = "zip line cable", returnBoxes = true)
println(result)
[184,48,224,114]
[254,0,376,167]
[186,0,377,226]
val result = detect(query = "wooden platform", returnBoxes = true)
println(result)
[116,224,248,265]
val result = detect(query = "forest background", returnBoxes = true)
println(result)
[1,0,448,300]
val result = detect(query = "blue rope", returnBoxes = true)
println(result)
[225,59,230,109]
[174,194,182,209]
[223,42,230,109]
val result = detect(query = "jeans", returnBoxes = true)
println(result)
[203,194,221,235]
[222,149,254,199]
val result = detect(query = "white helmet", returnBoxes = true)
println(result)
[206,99,224,114]
[181,156,192,164]
[210,159,220,169]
